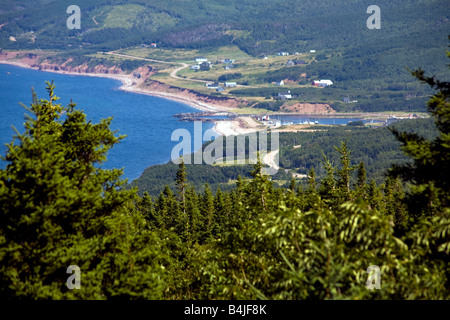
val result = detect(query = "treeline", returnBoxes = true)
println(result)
[130,161,254,197]
[218,73,243,82]
[278,118,438,183]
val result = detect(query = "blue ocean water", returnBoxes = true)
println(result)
[0,64,216,181]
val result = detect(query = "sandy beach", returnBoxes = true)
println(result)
[213,117,263,136]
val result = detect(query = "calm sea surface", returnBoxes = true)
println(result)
[0,64,216,181]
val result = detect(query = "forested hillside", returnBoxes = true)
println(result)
[1,0,447,74]
[1,1,447,58]
[131,118,438,197]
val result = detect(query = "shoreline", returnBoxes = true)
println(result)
[0,58,417,137]
[0,59,221,112]
[0,59,240,135]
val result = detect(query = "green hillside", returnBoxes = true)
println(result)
[1,1,448,113]
[131,118,438,197]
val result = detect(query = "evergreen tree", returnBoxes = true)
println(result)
[355,161,367,199]
[176,157,187,213]
[367,179,383,212]
[335,141,355,201]
[0,83,166,299]
[214,188,227,236]
[319,154,336,201]
[200,184,215,242]
[289,178,296,192]
[307,166,317,193]
[390,51,450,224]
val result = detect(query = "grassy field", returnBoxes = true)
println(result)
[88,52,176,70]
[102,4,144,29]
[120,45,252,63]
[116,45,320,104]
[101,4,178,31]
[94,44,436,116]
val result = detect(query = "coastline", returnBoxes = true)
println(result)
[0,59,242,136]
[1,57,408,137]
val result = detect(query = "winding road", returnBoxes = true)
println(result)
[104,52,210,83]
[104,51,255,87]
[92,11,103,25]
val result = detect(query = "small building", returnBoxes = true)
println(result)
[225,82,237,87]
[278,52,289,56]
[223,64,234,70]
[286,60,295,66]
[319,79,333,86]
[150,43,157,48]
[276,80,284,86]
[278,91,292,99]
[216,86,225,92]
[223,58,235,64]
[310,50,316,53]
[343,97,351,103]
[313,79,333,86]
[195,57,208,63]
[190,65,200,70]
[206,82,220,89]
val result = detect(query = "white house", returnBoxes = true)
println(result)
[276,80,284,86]
[190,65,200,70]
[225,82,237,87]
[278,91,292,99]
[313,79,333,86]
[319,79,333,86]
[278,52,289,56]
[195,57,208,63]
[310,50,316,53]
